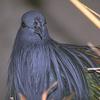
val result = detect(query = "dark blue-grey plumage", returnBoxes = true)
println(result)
[7,10,99,100]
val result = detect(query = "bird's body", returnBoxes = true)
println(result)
[7,10,100,100]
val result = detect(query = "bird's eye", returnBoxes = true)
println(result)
[22,22,26,28]
[43,21,47,26]
[34,25,37,29]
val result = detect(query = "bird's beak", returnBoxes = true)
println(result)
[33,18,43,40]
[35,26,43,40]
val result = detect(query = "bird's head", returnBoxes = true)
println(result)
[19,10,49,43]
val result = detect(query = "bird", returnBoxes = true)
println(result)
[7,10,100,100]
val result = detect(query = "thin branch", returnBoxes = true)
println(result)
[70,0,100,29]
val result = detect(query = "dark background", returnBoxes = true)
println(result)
[0,0,100,99]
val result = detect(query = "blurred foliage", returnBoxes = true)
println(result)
[86,72,100,100]
[27,0,43,8]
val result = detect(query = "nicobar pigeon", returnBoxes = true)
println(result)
[7,10,100,100]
